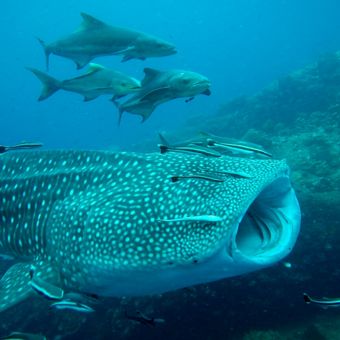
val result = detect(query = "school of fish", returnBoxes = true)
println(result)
[28,12,211,123]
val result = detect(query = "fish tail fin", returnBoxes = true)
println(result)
[111,98,124,126]
[36,38,51,71]
[303,293,312,304]
[111,97,124,126]
[158,132,170,146]
[26,67,61,101]
[118,107,124,126]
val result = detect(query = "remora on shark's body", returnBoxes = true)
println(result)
[158,132,272,159]
[0,150,300,312]
[38,13,176,70]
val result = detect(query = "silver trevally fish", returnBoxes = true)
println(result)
[38,13,177,70]
[27,63,141,102]
[0,150,300,312]
[115,68,211,123]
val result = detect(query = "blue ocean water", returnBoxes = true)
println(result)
[1,1,340,339]
[1,0,339,149]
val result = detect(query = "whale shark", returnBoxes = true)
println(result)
[38,13,177,70]
[0,150,300,312]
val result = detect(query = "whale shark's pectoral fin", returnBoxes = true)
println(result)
[0,261,63,312]
[0,262,34,312]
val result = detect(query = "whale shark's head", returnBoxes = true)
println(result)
[50,152,299,296]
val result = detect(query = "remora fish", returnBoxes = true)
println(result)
[0,150,300,312]
[0,332,46,340]
[158,132,272,158]
[159,144,221,158]
[200,132,272,158]
[50,300,95,313]
[125,310,165,327]
[38,13,177,70]
[27,64,141,101]
[303,293,340,308]
[115,68,211,124]
[0,142,43,154]
[157,132,221,158]
[158,132,208,148]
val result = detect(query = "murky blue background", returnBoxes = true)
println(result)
[1,0,340,149]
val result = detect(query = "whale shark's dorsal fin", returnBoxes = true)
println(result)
[79,13,108,31]
[142,68,162,86]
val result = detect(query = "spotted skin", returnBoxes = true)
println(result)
[0,150,291,311]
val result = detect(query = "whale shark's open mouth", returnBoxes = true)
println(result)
[232,176,300,265]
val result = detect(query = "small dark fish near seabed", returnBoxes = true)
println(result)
[304,293,340,308]
[0,142,43,154]
[125,310,165,327]
[50,299,95,313]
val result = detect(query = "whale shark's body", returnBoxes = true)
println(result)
[0,150,300,312]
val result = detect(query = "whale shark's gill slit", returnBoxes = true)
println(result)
[246,212,270,248]
[234,176,300,260]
